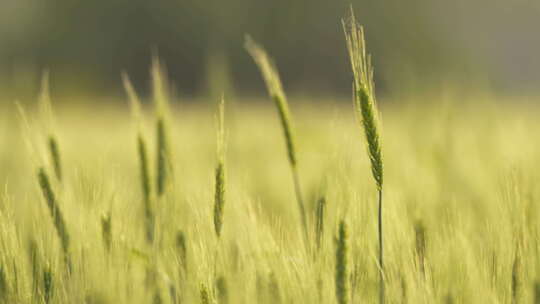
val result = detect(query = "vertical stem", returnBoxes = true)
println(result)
[292,166,309,246]
[378,188,384,304]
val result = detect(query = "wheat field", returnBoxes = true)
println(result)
[1,89,540,303]
[1,9,540,303]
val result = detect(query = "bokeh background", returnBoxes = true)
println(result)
[1,0,539,101]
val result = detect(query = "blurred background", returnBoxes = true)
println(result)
[0,0,539,102]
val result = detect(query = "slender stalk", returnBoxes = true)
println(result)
[378,189,384,303]
[291,166,308,242]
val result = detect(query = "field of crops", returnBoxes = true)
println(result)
[2,14,540,304]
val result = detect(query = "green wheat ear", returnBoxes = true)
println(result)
[343,7,385,303]
[512,243,522,304]
[175,230,188,276]
[342,10,383,189]
[39,71,63,182]
[414,220,427,277]
[43,265,54,304]
[200,283,211,304]
[27,239,41,300]
[335,220,349,304]
[37,167,71,270]
[151,55,173,197]
[533,281,540,304]
[267,272,282,304]
[215,275,229,304]
[213,96,226,238]
[244,36,308,245]
[0,265,8,302]
[101,211,112,252]
[122,73,155,244]
[315,195,327,251]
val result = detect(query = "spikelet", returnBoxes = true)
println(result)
[342,9,383,190]
[244,36,308,244]
[122,73,155,244]
[175,230,188,276]
[444,292,454,304]
[139,135,155,244]
[213,97,226,238]
[244,37,297,167]
[47,137,62,182]
[27,239,41,299]
[153,291,163,304]
[267,272,282,304]
[0,266,7,302]
[533,281,540,304]
[335,220,349,304]
[511,244,522,304]
[42,265,54,304]
[315,196,327,251]
[215,275,228,304]
[101,212,112,252]
[37,167,71,269]
[414,220,426,277]
[121,72,143,130]
[200,283,211,304]
[39,72,63,182]
[151,56,173,197]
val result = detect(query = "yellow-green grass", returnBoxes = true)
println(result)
[0,95,539,303]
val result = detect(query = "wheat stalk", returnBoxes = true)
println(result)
[342,8,385,303]
[122,73,156,244]
[244,36,308,245]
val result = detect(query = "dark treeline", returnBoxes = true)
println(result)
[0,0,538,100]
